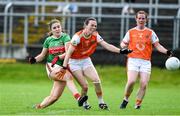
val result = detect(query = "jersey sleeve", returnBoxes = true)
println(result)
[63,34,71,43]
[71,34,80,46]
[97,34,104,43]
[43,37,50,48]
[151,31,159,44]
[122,31,130,44]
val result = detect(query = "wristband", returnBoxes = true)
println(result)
[62,66,67,69]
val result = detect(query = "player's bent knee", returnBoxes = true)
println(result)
[93,80,101,84]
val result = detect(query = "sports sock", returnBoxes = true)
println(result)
[93,82,105,104]
[97,95,104,104]
[74,93,81,100]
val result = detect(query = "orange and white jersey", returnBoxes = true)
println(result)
[70,30,103,59]
[122,27,159,60]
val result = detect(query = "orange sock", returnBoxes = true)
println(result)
[136,99,142,106]
[74,93,81,100]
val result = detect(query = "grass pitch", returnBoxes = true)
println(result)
[0,62,180,115]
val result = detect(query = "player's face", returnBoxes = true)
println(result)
[51,22,62,37]
[86,20,97,34]
[136,14,147,27]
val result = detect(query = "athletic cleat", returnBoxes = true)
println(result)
[83,104,91,110]
[99,103,109,110]
[135,105,141,109]
[120,99,128,109]
[78,95,88,106]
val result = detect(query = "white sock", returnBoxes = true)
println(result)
[98,97,104,104]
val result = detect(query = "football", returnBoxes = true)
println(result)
[165,57,180,70]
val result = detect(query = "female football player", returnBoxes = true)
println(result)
[60,17,132,110]
[29,19,87,109]
[119,10,173,109]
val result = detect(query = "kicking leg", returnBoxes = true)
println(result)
[36,80,66,109]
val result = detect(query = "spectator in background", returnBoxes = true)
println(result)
[54,0,78,31]
[54,0,78,14]
[28,19,87,109]
[119,10,173,109]
[122,0,135,15]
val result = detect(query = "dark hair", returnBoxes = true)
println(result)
[83,17,97,28]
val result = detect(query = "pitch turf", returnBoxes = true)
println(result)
[0,63,180,115]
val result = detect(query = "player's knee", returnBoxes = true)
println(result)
[140,83,148,90]
[128,80,135,86]
[92,79,101,84]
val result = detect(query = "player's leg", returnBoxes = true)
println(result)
[135,72,150,109]
[65,70,88,107]
[120,58,140,109]
[68,59,89,107]
[134,59,151,109]
[65,70,80,100]
[125,70,139,101]
[72,70,88,97]
[84,65,108,110]
[35,80,66,109]
[120,70,139,109]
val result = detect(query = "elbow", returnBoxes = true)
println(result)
[120,43,126,48]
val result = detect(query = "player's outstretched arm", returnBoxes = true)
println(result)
[154,42,173,57]
[99,40,132,54]
[28,48,48,64]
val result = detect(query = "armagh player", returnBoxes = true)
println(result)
[29,19,87,109]
[119,10,173,109]
[60,17,132,110]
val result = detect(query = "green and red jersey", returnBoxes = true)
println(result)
[43,33,71,66]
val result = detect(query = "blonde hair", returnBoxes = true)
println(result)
[48,19,61,31]
[47,19,61,36]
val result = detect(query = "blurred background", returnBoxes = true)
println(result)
[0,0,180,66]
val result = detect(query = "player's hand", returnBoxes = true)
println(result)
[166,50,173,57]
[55,67,67,80]
[120,48,133,54]
[51,56,59,67]
[29,57,36,64]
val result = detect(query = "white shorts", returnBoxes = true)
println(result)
[127,58,151,74]
[68,57,94,72]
